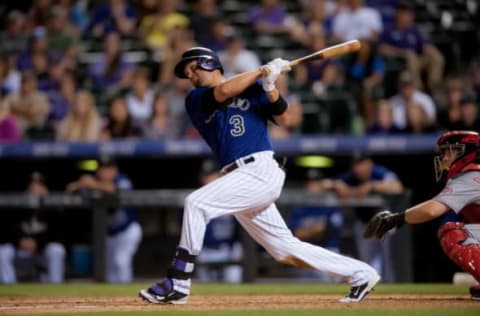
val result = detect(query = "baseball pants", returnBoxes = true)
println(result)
[179,150,378,286]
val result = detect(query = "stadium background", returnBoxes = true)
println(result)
[0,0,478,284]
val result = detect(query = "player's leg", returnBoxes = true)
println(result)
[0,243,16,284]
[234,203,380,302]
[140,151,285,304]
[41,242,66,283]
[107,223,142,283]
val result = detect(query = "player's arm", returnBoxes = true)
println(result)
[403,199,450,224]
[363,199,450,239]
[214,69,264,103]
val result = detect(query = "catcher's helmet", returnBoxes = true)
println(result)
[434,130,480,182]
[174,47,223,79]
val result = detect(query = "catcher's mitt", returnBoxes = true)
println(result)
[363,210,405,239]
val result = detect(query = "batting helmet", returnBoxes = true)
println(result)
[174,47,223,79]
[434,130,480,182]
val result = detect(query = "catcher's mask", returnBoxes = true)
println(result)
[434,130,480,182]
[174,47,223,79]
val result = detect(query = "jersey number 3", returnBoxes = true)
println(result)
[229,114,245,137]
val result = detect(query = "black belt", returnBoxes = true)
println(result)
[223,155,287,174]
[223,156,255,173]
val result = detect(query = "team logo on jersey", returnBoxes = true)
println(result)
[228,97,251,111]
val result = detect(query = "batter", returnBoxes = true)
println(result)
[139,47,380,304]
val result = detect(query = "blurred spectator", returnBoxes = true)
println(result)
[0,100,22,143]
[366,0,399,28]
[332,0,383,42]
[25,0,52,30]
[0,54,21,96]
[366,99,403,134]
[218,35,262,78]
[3,71,51,134]
[46,71,76,126]
[57,0,91,37]
[0,171,66,284]
[389,71,436,130]
[165,77,191,134]
[134,0,159,23]
[141,91,179,139]
[247,0,288,35]
[31,51,57,93]
[125,66,155,124]
[87,31,134,98]
[455,94,480,131]
[319,151,404,281]
[85,0,137,38]
[0,10,28,60]
[294,34,345,95]
[195,159,243,284]
[404,102,437,134]
[138,0,189,52]
[188,0,221,47]
[56,90,102,142]
[268,75,303,139]
[100,95,143,141]
[203,17,231,52]
[378,2,444,92]
[437,78,465,131]
[66,156,142,283]
[344,40,385,123]
[46,5,79,60]
[290,0,333,48]
[287,168,343,282]
[17,27,55,72]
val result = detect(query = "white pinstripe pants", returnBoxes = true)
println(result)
[179,151,377,285]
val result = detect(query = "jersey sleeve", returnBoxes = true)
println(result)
[433,173,480,213]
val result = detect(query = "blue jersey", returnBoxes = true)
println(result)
[185,81,273,167]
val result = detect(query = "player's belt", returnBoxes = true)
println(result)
[223,156,255,174]
[223,155,287,174]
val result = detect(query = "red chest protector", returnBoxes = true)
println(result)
[458,163,480,223]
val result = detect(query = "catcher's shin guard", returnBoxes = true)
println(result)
[438,222,480,282]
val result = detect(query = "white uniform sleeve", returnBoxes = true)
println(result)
[433,172,480,213]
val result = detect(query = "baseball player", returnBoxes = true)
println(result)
[364,130,480,300]
[139,47,380,304]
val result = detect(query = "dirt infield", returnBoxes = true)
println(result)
[0,294,476,314]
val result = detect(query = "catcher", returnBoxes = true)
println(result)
[364,130,480,300]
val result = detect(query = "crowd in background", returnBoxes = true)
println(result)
[0,0,478,144]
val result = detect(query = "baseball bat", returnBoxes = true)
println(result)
[289,39,361,67]
[261,39,361,76]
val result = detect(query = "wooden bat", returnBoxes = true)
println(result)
[289,39,361,67]
[261,40,361,76]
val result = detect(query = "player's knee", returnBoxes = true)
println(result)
[0,244,15,261]
[44,243,66,259]
[438,222,468,257]
[184,192,210,221]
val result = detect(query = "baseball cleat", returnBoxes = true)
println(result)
[470,285,480,301]
[138,279,189,304]
[339,273,381,303]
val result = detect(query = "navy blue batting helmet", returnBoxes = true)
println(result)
[174,47,223,79]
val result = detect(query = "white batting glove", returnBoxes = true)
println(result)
[268,58,291,73]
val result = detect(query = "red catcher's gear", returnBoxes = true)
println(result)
[434,131,479,182]
[438,222,480,283]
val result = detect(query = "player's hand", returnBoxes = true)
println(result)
[363,210,405,239]
[260,58,291,92]
[268,58,291,73]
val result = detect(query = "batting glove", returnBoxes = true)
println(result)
[261,58,290,92]
[269,58,291,73]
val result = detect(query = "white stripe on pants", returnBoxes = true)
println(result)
[179,151,377,285]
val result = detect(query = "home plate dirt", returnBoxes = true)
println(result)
[0,294,475,314]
